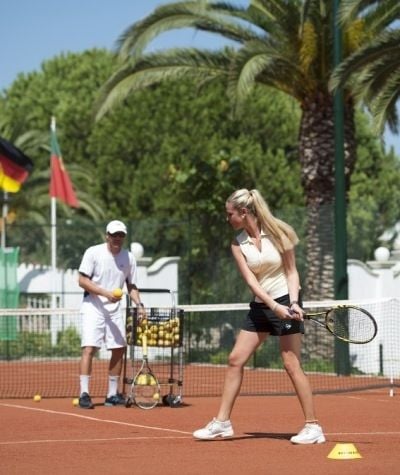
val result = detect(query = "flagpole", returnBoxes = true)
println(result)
[49,115,78,323]
[51,195,57,307]
[50,117,57,312]
[1,191,8,249]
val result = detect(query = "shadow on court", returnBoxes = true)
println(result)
[244,431,293,440]
[193,432,293,442]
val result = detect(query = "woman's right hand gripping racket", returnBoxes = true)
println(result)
[133,330,161,409]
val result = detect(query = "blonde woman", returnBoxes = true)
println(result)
[193,189,325,444]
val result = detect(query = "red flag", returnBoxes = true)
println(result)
[0,136,34,193]
[49,120,79,208]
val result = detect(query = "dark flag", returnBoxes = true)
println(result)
[0,137,34,193]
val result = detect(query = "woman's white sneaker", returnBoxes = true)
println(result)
[290,423,326,444]
[193,418,234,440]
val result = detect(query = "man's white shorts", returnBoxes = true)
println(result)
[80,303,126,349]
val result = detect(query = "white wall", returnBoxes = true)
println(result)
[348,253,400,378]
[17,243,180,309]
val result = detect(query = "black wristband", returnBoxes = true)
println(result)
[136,302,144,307]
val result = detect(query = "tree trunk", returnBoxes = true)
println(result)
[299,93,356,300]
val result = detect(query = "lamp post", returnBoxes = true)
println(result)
[333,0,348,301]
[333,0,350,374]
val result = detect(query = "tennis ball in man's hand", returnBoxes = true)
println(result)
[112,288,123,298]
[33,394,41,402]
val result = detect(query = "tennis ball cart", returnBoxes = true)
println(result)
[123,289,185,409]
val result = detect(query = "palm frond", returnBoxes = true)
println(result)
[360,57,400,102]
[330,28,400,90]
[116,1,255,60]
[339,0,377,22]
[228,39,307,106]
[95,48,232,119]
[249,0,301,39]
[331,25,400,133]
[339,0,400,30]
[372,71,400,133]
[232,51,273,101]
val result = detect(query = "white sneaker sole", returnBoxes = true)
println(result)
[193,430,234,440]
[290,435,326,445]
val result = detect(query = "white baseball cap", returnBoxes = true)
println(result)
[106,220,127,235]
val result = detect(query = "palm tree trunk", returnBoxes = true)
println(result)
[299,93,356,300]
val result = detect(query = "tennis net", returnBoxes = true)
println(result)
[0,298,398,398]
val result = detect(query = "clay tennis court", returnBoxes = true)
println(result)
[1,389,398,475]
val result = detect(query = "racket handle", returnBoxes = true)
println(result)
[142,334,148,356]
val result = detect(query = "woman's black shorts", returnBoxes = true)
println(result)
[241,294,304,336]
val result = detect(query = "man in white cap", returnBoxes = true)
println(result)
[77,220,144,409]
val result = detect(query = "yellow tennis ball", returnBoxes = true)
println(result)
[153,393,160,401]
[33,394,41,402]
[149,376,157,386]
[72,398,79,407]
[137,374,147,385]
[112,288,123,298]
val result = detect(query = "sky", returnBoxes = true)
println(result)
[0,0,229,90]
[1,0,399,153]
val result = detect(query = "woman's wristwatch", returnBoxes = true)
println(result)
[290,300,298,307]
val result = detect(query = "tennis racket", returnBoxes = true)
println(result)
[133,332,161,409]
[304,305,377,344]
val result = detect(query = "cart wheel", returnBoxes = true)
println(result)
[162,394,182,407]
[169,395,182,408]
[162,394,173,406]
[125,397,133,408]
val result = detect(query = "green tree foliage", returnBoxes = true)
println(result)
[347,111,400,261]
[1,49,302,277]
[1,48,399,301]
[89,79,303,217]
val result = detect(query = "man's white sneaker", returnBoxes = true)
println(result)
[193,418,234,440]
[290,423,326,444]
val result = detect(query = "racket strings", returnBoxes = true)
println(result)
[134,373,160,408]
[326,308,376,343]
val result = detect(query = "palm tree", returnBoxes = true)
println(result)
[331,0,400,134]
[96,0,384,299]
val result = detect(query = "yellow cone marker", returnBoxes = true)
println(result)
[327,443,362,460]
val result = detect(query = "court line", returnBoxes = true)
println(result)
[0,436,191,446]
[2,403,399,443]
[340,395,399,404]
[0,403,192,435]
[2,431,399,448]
[326,431,400,436]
